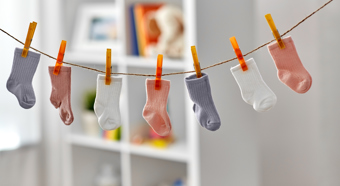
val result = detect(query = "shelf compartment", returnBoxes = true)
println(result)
[72,145,121,186]
[130,154,187,186]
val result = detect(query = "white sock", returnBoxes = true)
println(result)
[230,58,277,112]
[94,75,122,130]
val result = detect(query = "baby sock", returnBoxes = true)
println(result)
[48,66,74,125]
[268,36,312,93]
[94,75,122,131]
[142,79,172,136]
[185,73,221,131]
[231,58,277,112]
[7,48,40,109]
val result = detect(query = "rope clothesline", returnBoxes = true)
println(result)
[0,0,333,77]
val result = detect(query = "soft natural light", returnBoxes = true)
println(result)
[0,131,21,151]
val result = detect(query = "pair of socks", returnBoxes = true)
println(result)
[48,66,74,125]
[230,36,312,111]
[7,48,74,124]
[143,76,221,134]
[94,75,122,131]
[7,48,40,109]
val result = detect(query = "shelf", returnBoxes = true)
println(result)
[68,134,122,152]
[125,56,187,70]
[129,141,189,163]
[68,134,188,162]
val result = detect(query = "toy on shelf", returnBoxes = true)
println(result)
[131,3,184,58]
[149,127,174,149]
[103,127,121,141]
[130,122,174,148]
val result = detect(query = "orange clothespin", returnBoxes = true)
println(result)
[105,48,112,85]
[53,40,67,75]
[265,14,285,49]
[230,36,248,71]
[191,46,202,78]
[21,22,37,58]
[155,54,163,90]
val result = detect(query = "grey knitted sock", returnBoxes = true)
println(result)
[7,48,40,109]
[185,73,221,131]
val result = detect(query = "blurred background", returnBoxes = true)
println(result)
[0,0,339,186]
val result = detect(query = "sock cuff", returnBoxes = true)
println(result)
[48,66,71,73]
[146,79,170,87]
[267,36,294,51]
[15,47,41,60]
[97,74,122,83]
[185,73,209,88]
[185,73,212,98]
[230,58,256,73]
[230,58,266,90]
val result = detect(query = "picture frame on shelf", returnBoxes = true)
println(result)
[72,3,122,54]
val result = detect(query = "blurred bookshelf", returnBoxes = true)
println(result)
[50,0,200,185]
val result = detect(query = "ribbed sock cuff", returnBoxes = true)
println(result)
[267,36,294,51]
[97,74,122,83]
[185,73,210,93]
[15,47,41,59]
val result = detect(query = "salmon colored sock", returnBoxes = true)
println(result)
[142,79,172,136]
[48,66,74,125]
[268,36,312,94]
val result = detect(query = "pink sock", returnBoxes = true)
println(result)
[142,79,172,136]
[268,36,312,93]
[48,66,74,125]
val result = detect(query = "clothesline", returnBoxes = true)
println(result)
[0,0,333,77]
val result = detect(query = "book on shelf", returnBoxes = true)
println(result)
[129,4,139,56]
[133,3,164,57]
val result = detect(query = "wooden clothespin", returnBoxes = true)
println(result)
[53,40,67,75]
[155,54,163,90]
[105,48,112,85]
[230,36,248,71]
[265,14,285,49]
[191,46,202,78]
[21,22,37,58]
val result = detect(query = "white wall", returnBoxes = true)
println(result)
[255,1,320,186]
[316,1,340,185]
[197,1,260,186]
[0,0,41,185]
[0,0,41,149]
[198,0,340,185]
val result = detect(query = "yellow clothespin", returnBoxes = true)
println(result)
[53,40,67,75]
[265,14,285,49]
[155,54,163,90]
[105,49,112,85]
[191,46,202,78]
[230,36,248,71]
[21,22,37,58]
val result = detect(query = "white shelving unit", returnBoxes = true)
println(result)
[68,134,188,163]
[51,0,199,185]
